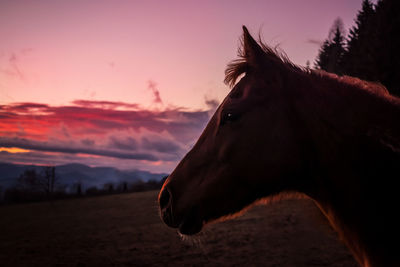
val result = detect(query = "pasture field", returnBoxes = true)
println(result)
[0,191,358,266]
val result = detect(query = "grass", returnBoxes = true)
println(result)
[0,191,357,266]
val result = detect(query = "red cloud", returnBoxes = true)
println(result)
[0,99,211,170]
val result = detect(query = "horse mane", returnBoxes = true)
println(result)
[224,35,306,87]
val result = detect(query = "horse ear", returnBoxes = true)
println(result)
[242,26,265,67]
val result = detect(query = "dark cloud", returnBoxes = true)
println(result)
[109,136,138,150]
[205,97,219,111]
[9,53,24,81]
[0,150,76,167]
[147,80,163,104]
[141,137,181,154]
[2,102,49,113]
[0,50,32,81]
[306,39,323,46]
[0,149,174,172]
[0,137,158,161]
[81,138,95,146]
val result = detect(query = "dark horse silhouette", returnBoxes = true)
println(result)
[158,26,400,267]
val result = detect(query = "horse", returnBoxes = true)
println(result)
[158,26,400,267]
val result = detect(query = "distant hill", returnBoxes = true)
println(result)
[0,162,168,190]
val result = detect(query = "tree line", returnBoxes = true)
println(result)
[315,0,400,96]
[0,166,167,204]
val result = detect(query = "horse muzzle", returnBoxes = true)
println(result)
[158,187,203,235]
[159,187,178,227]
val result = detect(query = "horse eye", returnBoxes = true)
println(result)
[220,111,239,126]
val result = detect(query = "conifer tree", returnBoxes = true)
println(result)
[342,0,376,79]
[315,18,346,75]
[316,0,400,96]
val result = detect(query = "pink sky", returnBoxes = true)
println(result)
[0,0,369,172]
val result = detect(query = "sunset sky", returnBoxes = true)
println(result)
[1,0,369,173]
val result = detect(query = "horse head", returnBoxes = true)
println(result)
[158,26,309,235]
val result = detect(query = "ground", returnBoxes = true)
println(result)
[0,191,358,266]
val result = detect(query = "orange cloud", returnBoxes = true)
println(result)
[0,147,30,153]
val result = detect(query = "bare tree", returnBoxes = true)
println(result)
[103,183,114,193]
[117,181,128,192]
[18,166,58,199]
[72,182,82,196]
[40,166,57,197]
[18,169,41,192]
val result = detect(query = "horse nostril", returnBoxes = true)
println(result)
[159,188,171,209]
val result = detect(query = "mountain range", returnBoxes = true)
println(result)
[0,162,168,191]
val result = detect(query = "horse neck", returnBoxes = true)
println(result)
[292,73,400,172]
[290,73,400,267]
